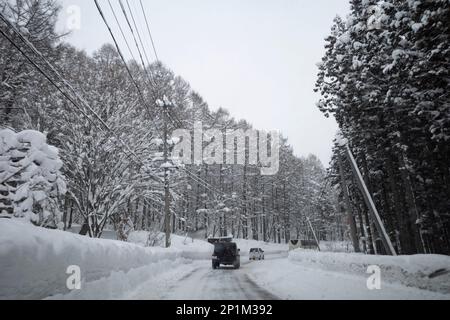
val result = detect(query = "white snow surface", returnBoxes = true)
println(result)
[0,220,212,299]
[320,240,354,253]
[248,258,450,300]
[288,250,450,294]
[52,251,450,300]
[0,129,66,224]
[1,219,449,300]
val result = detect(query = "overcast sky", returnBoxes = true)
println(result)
[57,0,350,166]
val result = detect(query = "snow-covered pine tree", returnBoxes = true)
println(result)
[316,0,450,254]
[0,129,66,227]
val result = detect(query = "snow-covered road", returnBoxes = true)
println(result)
[127,254,286,300]
[124,253,449,300]
[153,264,279,300]
[4,221,448,300]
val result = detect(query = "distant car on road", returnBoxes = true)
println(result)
[249,248,265,260]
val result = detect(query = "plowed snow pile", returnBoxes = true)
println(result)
[0,220,212,299]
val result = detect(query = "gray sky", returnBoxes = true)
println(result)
[57,0,350,166]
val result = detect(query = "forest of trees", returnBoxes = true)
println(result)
[0,0,341,245]
[2,0,448,256]
[316,0,449,255]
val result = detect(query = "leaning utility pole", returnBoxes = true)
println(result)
[337,150,361,253]
[163,103,171,248]
[343,143,397,256]
[306,216,321,251]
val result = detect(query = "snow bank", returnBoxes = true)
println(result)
[128,231,214,260]
[0,129,66,226]
[0,220,213,299]
[47,258,199,300]
[289,250,450,294]
[67,224,117,240]
[126,230,288,257]
[320,241,354,253]
[248,259,449,300]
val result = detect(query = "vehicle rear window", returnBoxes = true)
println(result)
[214,243,236,254]
[214,244,225,254]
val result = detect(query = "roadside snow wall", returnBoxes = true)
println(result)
[0,220,212,299]
[289,250,450,294]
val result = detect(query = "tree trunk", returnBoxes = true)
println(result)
[337,150,360,252]
[398,153,424,253]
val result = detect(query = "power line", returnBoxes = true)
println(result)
[95,1,256,208]
[2,4,249,225]
[1,13,166,218]
[0,15,109,132]
[126,0,152,66]
[107,0,137,63]
[117,0,155,87]
[166,108,184,128]
[139,0,159,62]
[94,0,162,133]
[95,0,144,94]
[97,0,185,149]
[100,1,173,132]
[97,1,180,154]
[0,27,95,129]
[0,11,147,167]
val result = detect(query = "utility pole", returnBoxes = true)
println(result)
[337,149,361,253]
[344,144,397,256]
[163,103,171,248]
[306,216,321,251]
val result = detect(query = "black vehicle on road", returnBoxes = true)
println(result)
[208,237,241,269]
